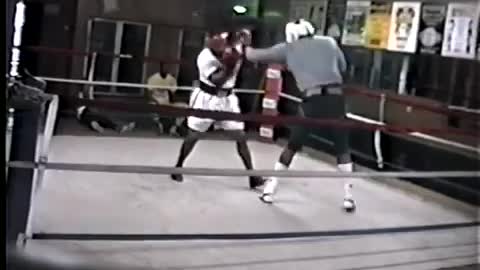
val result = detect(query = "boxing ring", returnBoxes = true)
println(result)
[17,135,480,270]
[6,46,480,269]
[7,82,480,270]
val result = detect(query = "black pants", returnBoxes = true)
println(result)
[155,115,180,132]
[290,93,351,164]
[79,107,123,130]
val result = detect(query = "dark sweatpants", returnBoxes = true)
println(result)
[289,93,351,164]
[79,107,123,131]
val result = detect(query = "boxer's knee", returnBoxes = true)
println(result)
[233,131,250,157]
[224,130,246,141]
[185,128,203,141]
[331,129,351,165]
[235,139,249,151]
[278,143,300,168]
[287,140,303,153]
[337,153,352,165]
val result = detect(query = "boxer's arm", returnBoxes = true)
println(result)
[209,67,233,86]
[244,43,287,64]
[197,49,233,87]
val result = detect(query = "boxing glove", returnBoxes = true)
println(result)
[237,29,252,46]
[222,47,241,70]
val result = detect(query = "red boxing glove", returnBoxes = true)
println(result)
[222,47,241,70]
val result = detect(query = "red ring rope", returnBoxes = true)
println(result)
[18,45,480,121]
[345,86,479,120]
[65,98,478,139]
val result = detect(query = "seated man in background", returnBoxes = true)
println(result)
[146,63,187,135]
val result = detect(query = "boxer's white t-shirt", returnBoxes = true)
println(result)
[197,48,242,89]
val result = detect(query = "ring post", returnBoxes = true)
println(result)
[6,105,42,246]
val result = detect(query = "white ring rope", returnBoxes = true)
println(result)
[7,161,479,179]
[38,76,307,105]
[37,76,264,94]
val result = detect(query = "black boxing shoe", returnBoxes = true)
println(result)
[170,174,184,182]
[249,176,265,189]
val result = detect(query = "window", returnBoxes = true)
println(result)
[85,18,151,96]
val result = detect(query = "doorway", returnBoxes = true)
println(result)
[85,18,151,96]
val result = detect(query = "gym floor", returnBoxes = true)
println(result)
[23,134,479,270]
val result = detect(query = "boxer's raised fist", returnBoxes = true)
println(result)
[222,47,241,69]
[237,29,252,46]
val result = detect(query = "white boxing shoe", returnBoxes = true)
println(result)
[342,182,356,213]
[338,163,356,213]
[260,193,274,204]
[259,178,278,204]
[343,197,356,213]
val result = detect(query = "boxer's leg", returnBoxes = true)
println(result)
[260,105,307,204]
[223,130,265,189]
[326,94,355,211]
[79,107,105,133]
[170,128,204,182]
[222,94,264,189]
[171,89,212,182]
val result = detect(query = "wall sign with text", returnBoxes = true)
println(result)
[365,1,392,49]
[387,1,422,53]
[342,1,370,46]
[441,3,480,59]
[477,20,480,60]
[289,0,329,35]
[418,4,447,55]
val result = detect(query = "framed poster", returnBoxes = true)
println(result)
[441,3,480,59]
[341,1,370,46]
[418,4,447,55]
[365,1,392,49]
[387,2,421,53]
[289,0,329,35]
[477,17,480,60]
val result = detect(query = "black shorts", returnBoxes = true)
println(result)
[289,93,350,162]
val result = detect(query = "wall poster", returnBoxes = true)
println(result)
[387,1,422,53]
[441,3,480,59]
[289,0,329,35]
[418,4,447,55]
[341,1,370,46]
[477,20,480,60]
[365,1,392,49]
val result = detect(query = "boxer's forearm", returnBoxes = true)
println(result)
[245,44,287,64]
[209,67,233,87]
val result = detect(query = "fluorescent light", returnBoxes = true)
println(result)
[233,5,248,14]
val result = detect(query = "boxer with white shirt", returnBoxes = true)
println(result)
[170,28,265,189]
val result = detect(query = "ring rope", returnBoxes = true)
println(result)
[8,161,479,179]
[37,76,264,94]
[12,44,480,118]
[64,98,478,139]
[28,221,480,241]
[24,94,59,238]
[34,76,480,151]
[36,76,479,120]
